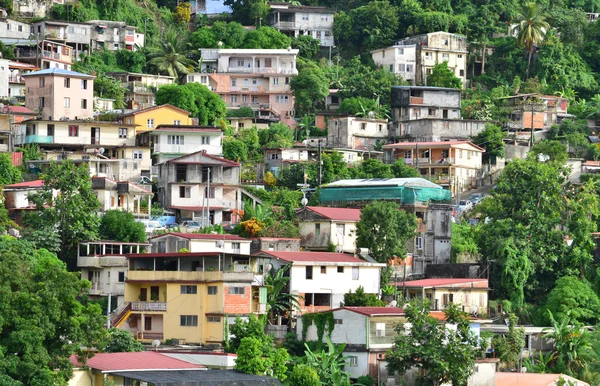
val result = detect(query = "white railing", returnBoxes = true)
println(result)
[233,263,248,272]
[131,302,167,311]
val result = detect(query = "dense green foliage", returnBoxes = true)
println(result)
[343,285,386,306]
[155,83,227,125]
[99,210,147,243]
[103,328,144,353]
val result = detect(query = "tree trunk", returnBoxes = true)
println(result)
[481,39,487,74]
[526,48,533,79]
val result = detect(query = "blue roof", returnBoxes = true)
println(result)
[22,68,95,78]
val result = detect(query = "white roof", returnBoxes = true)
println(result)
[218,49,299,55]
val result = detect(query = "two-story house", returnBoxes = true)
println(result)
[501,94,570,140]
[77,240,151,304]
[254,251,385,313]
[188,48,299,126]
[298,307,406,380]
[88,20,145,51]
[23,68,94,120]
[373,32,468,87]
[3,179,48,224]
[296,206,360,253]
[8,61,38,102]
[150,233,252,255]
[0,18,32,40]
[108,72,175,110]
[118,104,193,133]
[32,20,91,59]
[268,2,335,47]
[264,146,309,176]
[383,141,484,194]
[144,125,223,164]
[319,178,453,275]
[15,40,74,71]
[390,85,487,142]
[156,151,242,225]
[113,251,257,344]
[92,177,153,216]
[327,116,389,150]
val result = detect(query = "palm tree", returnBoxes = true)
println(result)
[147,29,195,81]
[264,263,302,325]
[512,2,550,79]
[297,114,316,141]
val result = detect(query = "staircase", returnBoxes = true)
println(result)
[110,302,132,328]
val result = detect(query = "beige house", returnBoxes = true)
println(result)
[107,72,174,110]
[383,141,483,194]
[23,68,94,120]
[296,206,360,253]
[327,115,389,150]
[92,177,153,216]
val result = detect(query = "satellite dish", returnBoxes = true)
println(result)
[265,263,273,272]
[367,111,375,118]
[471,305,479,315]
[151,340,161,351]
[388,300,397,308]
[301,197,308,206]
[98,147,105,155]
[216,240,225,248]
[335,245,343,253]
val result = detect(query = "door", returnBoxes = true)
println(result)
[139,288,147,301]
[91,127,100,145]
[88,271,100,290]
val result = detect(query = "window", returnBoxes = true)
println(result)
[273,77,279,85]
[118,271,125,282]
[321,266,326,274]
[425,52,432,59]
[416,236,423,250]
[68,125,79,137]
[180,285,198,294]
[407,64,413,72]
[168,135,184,145]
[63,97,70,108]
[378,124,383,132]
[335,319,343,325]
[442,53,449,61]
[201,136,210,145]
[133,151,143,160]
[64,78,70,88]
[179,186,191,198]
[230,95,238,103]
[360,122,366,131]
[389,64,393,72]
[146,119,154,129]
[304,293,331,306]
[208,286,218,295]
[207,316,221,323]
[174,120,181,125]
[150,286,159,300]
[180,315,198,326]
[376,322,386,337]
[39,78,45,88]
[231,78,237,87]
[228,287,245,295]
[204,186,215,198]
[145,317,152,331]
[6,23,9,30]
[399,63,405,72]
[81,99,87,109]
[337,266,344,273]
[39,97,45,108]
[157,241,166,253]
[459,69,464,77]
[302,14,309,20]
[306,266,313,280]
[458,54,463,58]
[113,43,119,50]
[428,108,435,116]
[321,15,328,21]
[352,267,359,280]
[458,150,463,159]
[315,223,321,236]
[118,128,128,138]
[347,356,358,367]
[237,60,244,67]
[81,79,88,89]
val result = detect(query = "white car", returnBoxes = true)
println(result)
[458,200,473,212]
[138,220,166,234]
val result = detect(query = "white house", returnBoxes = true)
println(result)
[92,177,153,217]
[370,44,417,83]
[255,251,386,313]
[264,146,309,176]
[296,206,360,253]
[149,125,223,164]
[268,2,335,47]
[150,232,252,255]
[327,116,389,150]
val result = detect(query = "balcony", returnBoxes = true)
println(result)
[127,270,254,282]
[100,256,128,266]
[89,281,103,295]
[405,157,454,166]
[131,302,167,312]
[24,135,53,144]
[8,76,24,84]
[226,66,298,75]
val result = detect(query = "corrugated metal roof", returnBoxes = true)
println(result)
[71,352,204,371]
[151,232,249,241]
[110,369,282,385]
[322,178,444,189]
[341,306,405,316]
[396,278,488,287]
[22,68,95,78]
[5,179,44,188]
[304,206,361,221]
[383,141,485,152]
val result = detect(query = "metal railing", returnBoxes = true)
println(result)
[131,302,167,312]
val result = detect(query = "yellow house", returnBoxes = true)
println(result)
[118,104,193,132]
[113,251,261,345]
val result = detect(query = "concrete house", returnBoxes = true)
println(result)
[327,116,389,150]
[501,94,570,138]
[3,179,49,224]
[15,40,74,71]
[264,146,309,176]
[118,104,193,133]
[156,151,242,225]
[32,20,91,59]
[8,61,38,102]
[297,307,406,381]
[92,177,153,216]
[383,141,484,194]
[87,20,145,52]
[254,251,386,313]
[23,68,94,120]
[150,233,252,255]
[146,125,223,164]
[190,48,299,126]
[296,206,361,253]
[268,2,335,47]
[108,73,175,110]
[390,86,487,142]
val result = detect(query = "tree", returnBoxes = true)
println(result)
[235,334,290,380]
[343,286,386,307]
[356,201,417,263]
[228,314,269,353]
[147,29,195,79]
[259,123,295,149]
[492,314,525,370]
[542,276,600,326]
[292,35,321,60]
[387,302,482,386]
[513,2,550,78]
[472,124,505,163]
[291,60,330,115]
[392,159,420,178]
[528,139,568,164]
[0,236,107,385]
[288,364,321,386]
[426,61,462,89]
[264,264,302,325]
[155,83,226,125]
[103,328,144,353]
[24,160,101,265]
[543,311,592,375]
[304,336,351,386]
[242,26,292,49]
[99,210,147,243]
[337,57,404,106]
[223,137,248,162]
[0,153,21,186]
[469,5,500,74]
[174,1,192,23]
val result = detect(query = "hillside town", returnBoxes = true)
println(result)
[1,0,600,385]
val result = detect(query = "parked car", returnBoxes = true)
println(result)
[138,220,166,234]
[458,200,473,212]
[180,220,202,232]
[469,193,483,205]
[165,223,179,230]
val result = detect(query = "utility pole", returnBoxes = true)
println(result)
[318,139,322,186]
[530,102,535,147]
[205,167,211,227]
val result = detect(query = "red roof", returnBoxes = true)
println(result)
[396,278,489,288]
[383,141,485,152]
[5,179,44,188]
[258,250,380,264]
[304,206,361,221]
[151,232,249,241]
[342,306,405,316]
[2,106,36,114]
[70,352,205,372]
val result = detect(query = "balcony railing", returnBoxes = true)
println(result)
[127,270,254,282]
[89,281,102,295]
[131,302,167,312]
[404,157,454,165]
[24,135,54,144]
[8,76,24,84]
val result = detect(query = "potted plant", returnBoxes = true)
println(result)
[381,285,396,302]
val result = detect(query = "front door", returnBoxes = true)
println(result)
[139,288,147,301]
[91,127,100,145]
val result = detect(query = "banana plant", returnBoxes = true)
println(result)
[304,336,351,386]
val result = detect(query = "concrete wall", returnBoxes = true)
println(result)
[393,119,486,141]
[299,220,358,252]
[154,132,222,157]
[505,143,530,160]
[328,116,389,148]
[25,74,94,120]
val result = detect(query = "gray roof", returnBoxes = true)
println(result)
[22,68,95,79]
[392,85,461,93]
[111,370,282,385]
